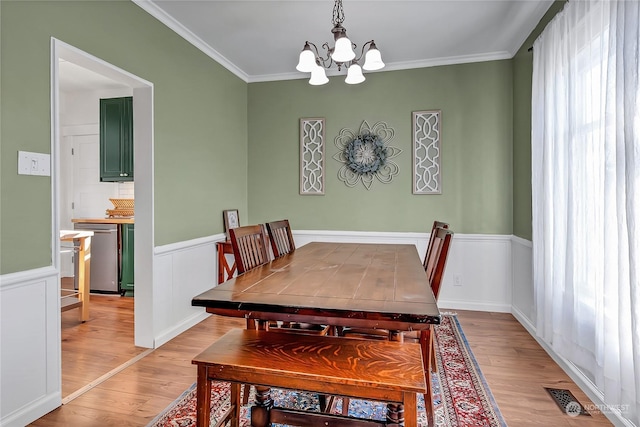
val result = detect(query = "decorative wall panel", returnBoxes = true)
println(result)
[412,110,441,194]
[299,118,325,195]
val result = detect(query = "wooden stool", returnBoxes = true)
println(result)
[192,328,427,426]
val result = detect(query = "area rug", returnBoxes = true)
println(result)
[148,315,507,426]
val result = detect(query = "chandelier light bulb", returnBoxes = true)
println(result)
[309,65,329,85]
[332,36,356,63]
[345,63,365,84]
[363,42,385,71]
[296,44,317,72]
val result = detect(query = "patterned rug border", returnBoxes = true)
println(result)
[148,314,507,427]
[437,315,508,427]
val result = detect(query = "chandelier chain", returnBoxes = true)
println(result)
[332,0,345,25]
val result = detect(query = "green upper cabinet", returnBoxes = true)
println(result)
[100,97,133,182]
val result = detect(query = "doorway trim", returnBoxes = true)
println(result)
[51,38,155,348]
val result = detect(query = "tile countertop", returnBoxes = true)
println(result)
[72,218,134,224]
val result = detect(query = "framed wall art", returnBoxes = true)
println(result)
[222,209,240,239]
[299,118,325,195]
[412,110,442,194]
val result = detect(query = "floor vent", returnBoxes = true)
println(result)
[544,387,590,416]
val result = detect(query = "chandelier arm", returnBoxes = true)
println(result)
[317,42,335,68]
[354,40,374,63]
[306,41,322,58]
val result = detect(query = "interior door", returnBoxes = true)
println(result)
[59,132,118,277]
[73,133,119,218]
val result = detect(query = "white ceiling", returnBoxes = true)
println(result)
[59,59,131,92]
[60,0,553,90]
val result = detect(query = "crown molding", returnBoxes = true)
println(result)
[132,0,250,83]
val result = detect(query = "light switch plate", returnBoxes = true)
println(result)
[18,151,51,176]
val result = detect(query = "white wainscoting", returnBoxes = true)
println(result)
[295,230,513,313]
[0,229,514,427]
[511,236,535,324]
[152,234,224,347]
[0,267,61,427]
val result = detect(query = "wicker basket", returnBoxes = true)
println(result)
[106,208,134,218]
[110,198,134,209]
[107,199,134,217]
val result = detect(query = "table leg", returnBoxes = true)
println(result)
[77,236,91,322]
[250,385,273,427]
[384,329,406,425]
[386,403,404,425]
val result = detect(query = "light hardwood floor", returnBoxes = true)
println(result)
[30,295,613,426]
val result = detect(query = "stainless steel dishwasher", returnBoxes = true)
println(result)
[73,222,119,293]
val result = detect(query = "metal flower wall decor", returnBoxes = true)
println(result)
[333,120,402,190]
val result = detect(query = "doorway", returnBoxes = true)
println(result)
[51,39,156,397]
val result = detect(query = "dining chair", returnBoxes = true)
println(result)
[423,220,449,276]
[228,224,270,274]
[228,224,271,406]
[266,219,295,258]
[264,219,331,336]
[337,227,454,426]
[340,227,454,344]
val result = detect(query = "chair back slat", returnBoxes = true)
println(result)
[266,219,295,258]
[428,228,454,300]
[423,220,449,276]
[229,225,270,274]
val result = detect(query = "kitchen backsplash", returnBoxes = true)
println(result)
[118,182,135,199]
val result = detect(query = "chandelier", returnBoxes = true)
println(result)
[295,0,385,85]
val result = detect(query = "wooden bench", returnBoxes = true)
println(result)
[192,328,427,427]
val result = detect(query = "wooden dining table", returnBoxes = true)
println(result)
[192,241,441,426]
[192,241,441,332]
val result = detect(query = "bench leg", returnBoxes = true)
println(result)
[403,391,418,427]
[196,365,212,427]
[250,385,273,426]
[230,382,241,427]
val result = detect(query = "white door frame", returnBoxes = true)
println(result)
[51,38,155,348]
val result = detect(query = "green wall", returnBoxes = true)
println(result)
[512,1,566,240]
[0,0,248,274]
[247,61,513,234]
[0,0,565,274]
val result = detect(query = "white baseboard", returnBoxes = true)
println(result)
[438,299,512,313]
[511,308,632,426]
[0,393,61,427]
[154,311,210,348]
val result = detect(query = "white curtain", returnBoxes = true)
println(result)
[532,0,639,424]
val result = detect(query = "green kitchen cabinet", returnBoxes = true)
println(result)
[100,97,133,182]
[120,223,134,296]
